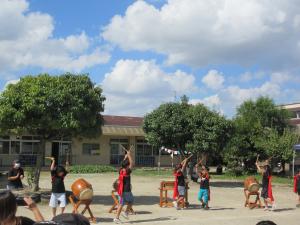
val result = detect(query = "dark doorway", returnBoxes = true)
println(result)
[51,142,60,165]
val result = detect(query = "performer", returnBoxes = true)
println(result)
[7,160,24,190]
[48,157,69,217]
[173,157,189,209]
[256,160,276,211]
[198,167,210,209]
[293,169,300,207]
[114,146,134,224]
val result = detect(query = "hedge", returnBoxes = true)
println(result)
[69,165,116,174]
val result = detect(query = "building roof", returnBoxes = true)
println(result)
[102,115,144,127]
[281,103,300,110]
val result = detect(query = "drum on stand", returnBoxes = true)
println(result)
[71,178,93,200]
[244,176,260,193]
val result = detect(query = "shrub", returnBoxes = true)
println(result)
[69,165,116,174]
[25,167,35,188]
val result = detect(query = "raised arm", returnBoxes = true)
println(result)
[50,157,55,171]
[127,147,134,169]
[24,197,44,222]
[181,154,193,170]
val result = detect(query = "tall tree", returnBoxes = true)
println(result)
[143,100,191,153]
[0,74,105,190]
[143,97,231,160]
[224,96,292,172]
[186,104,232,163]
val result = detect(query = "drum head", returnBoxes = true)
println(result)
[79,188,93,200]
[248,183,260,192]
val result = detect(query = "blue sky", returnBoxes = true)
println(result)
[0,0,299,117]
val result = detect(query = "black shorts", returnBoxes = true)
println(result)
[261,187,269,199]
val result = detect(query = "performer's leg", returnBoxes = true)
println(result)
[52,207,57,217]
[116,204,123,219]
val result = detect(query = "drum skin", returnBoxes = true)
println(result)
[244,176,260,192]
[71,178,93,200]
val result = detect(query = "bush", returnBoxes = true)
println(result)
[25,167,36,188]
[69,165,116,174]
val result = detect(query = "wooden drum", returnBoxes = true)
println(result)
[244,176,260,193]
[71,178,93,200]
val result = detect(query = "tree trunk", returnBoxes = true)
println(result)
[32,139,46,192]
[201,152,208,166]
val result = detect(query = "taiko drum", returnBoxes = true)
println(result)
[71,178,93,200]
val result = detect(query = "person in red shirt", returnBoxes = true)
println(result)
[114,147,134,224]
[173,157,190,209]
[293,169,300,207]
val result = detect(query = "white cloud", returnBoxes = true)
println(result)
[0,0,110,75]
[190,94,222,112]
[102,59,196,115]
[202,70,224,90]
[103,0,300,70]
[4,79,20,89]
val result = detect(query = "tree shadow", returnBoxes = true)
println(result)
[92,195,161,206]
[210,181,243,188]
[273,208,295,212]
[128,217,176,224]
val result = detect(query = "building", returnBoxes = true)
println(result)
[0,115,178,168]
[281,103,300,132]
[282,103,300,171]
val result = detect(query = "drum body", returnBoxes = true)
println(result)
[244,176,260,192]
[71,178,93,200]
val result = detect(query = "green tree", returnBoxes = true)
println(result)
[186,104,232,163]
[143,100,191,153]
[224,96,292,173]
[255,128,300,168]
[0,74,105,190]
[143,97,231,161]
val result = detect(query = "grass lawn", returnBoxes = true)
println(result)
[132,168,294,185]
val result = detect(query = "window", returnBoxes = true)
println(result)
[82,143,100,155]
[0,141,9,154]
[11,141,20,154]
[110,138,129,164]
[136,139,154,156]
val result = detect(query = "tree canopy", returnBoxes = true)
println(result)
[143,98,231,160]
[0,73,106,190]
[224,96,299,173]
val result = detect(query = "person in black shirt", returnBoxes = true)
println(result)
[48,157,68,217]
[114,146,134,224]
[173,156,190,209]
[256,160,276,211]
[0,190,44,225]
[7,160,24,190]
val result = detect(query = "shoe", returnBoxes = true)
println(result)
[121,212,129,220]
[173,201,178,208]
[271,203,276,211]
[114,218,122,224]
[264,207,269,211]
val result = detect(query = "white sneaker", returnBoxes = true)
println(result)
[173,201,178,208]
[114,218,122,224]
[264,206,269,211]
[121,212,129,220]
[271,203,276,211]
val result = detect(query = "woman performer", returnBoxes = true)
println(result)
[173,156,191,209]
[293,169,300,207]
[256,159,276,211]
[114,146,134,224]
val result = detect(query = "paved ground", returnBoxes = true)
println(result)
[17,173,299,225]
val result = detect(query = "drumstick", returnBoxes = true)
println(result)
[121,145,128,152]
[45,156,54,160]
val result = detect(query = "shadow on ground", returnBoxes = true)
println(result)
[210,181,243,188]
[93,195,161,206]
